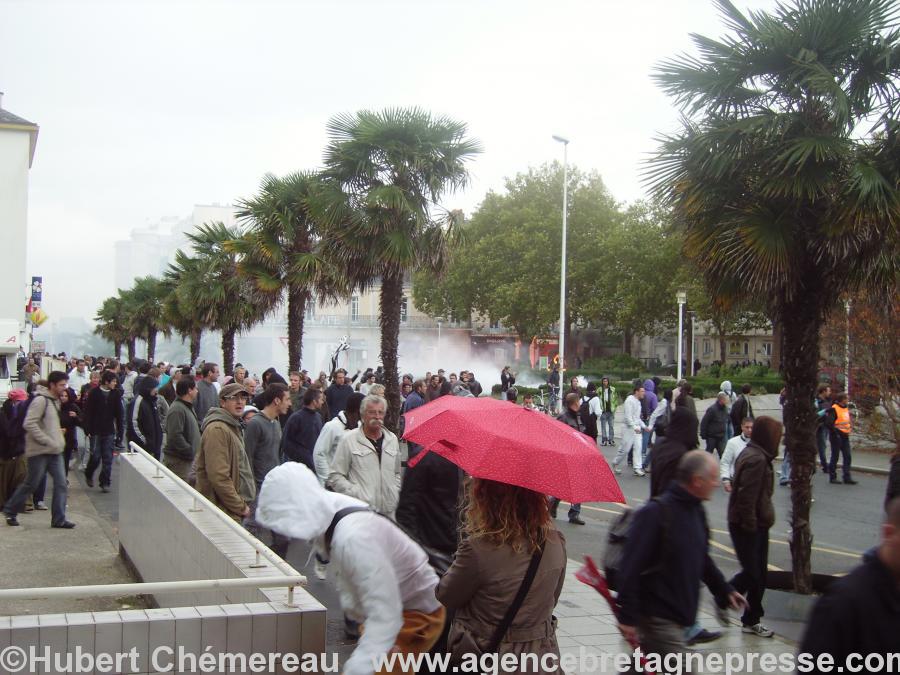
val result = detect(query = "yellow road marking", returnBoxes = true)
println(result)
[572,502,862,560]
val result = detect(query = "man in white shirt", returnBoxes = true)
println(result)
[67,359,91,394]
[613,385,651,477]
[257,463,445,675]
[313,393,363,486]
[720,417,754,491]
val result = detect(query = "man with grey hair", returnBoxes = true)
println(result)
[328,394,401,519]
[617,450,747,664]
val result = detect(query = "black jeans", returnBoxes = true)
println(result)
[728,525,769,626]
[705,435,726,459]
[829,431,852,481]
[86,434,116,488]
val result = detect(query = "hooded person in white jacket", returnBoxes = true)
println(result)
[256,463,445,675]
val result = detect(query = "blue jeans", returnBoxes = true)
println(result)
[641,429,652,469]
[86,434,115,487]
[600,411,615,442]
[4,453,68,525]
[780,447,791,484]
[816,426,829,470]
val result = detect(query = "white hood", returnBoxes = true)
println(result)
[256,462,366,541]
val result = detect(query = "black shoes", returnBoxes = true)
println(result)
[843,478,858,485]
[569,517,586,525]
[5,515,19,527]
[51,521,76,529]
[85,472,94,488]
[687,628,722,645]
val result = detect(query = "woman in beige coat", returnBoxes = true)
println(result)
[437,479,567,673]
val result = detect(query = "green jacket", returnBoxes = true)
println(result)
[598,385,618,414]
[164,398,201,461]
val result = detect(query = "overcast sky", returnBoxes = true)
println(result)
[2,0,782,326]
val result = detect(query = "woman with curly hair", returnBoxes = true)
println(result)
[436,478,567,672]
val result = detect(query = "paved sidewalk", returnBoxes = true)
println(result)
[556,558,798,674]
[0,471,138,616]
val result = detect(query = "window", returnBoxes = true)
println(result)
[350,296,359,323]
[744,342,750,356]
[703,339,711,355]
[400,296,408,323]
[728,341,742,356]
[304,297,316,321]
[490,318,501,329]
[762,342,772,356]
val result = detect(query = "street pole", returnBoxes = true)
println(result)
[844,298,851,398]
[676,291,686,382]
[553,134,569,413]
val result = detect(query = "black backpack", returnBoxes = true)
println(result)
[603,497,672,592]
[579,395,598,436]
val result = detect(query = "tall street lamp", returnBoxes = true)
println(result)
[552,134,569,410]
[844,299,851,398]
[676,290,687,382]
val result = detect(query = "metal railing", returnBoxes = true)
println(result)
[0,576,306,606]
[124,442,300,579]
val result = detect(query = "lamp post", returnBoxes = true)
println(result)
[844,299,851,398]
[436,317,443,355]
[676,290,687,382]
[552,134,569,412]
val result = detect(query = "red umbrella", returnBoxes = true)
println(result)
[403,396,625,504]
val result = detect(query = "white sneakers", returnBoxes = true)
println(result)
[634,469,646,477]
[742,623,775,638]
[314,560,327,581]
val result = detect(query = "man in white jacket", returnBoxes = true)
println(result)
[328,395,401,519]
[313,393,363,486]
[257,463,445,675]
[720,417,754,492]
[612,385,651,477]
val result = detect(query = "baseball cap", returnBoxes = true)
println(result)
[219,383,250,401]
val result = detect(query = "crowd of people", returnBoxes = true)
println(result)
[2,353,898,673]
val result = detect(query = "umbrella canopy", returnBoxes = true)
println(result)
[403,395,625,504]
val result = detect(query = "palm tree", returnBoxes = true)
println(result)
[164,251,207,365]
[113,288,140,362]
[178,222,270,375]
[317,108,481,428]
[94,296,128,360]
[648,0,900,592]
[127,276,171,363]
[232,172,344,373]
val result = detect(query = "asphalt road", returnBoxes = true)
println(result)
[553,443,889,581]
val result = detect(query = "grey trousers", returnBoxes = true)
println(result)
[634,616,694,675]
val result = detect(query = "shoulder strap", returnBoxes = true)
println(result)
[324,506,372,551]
[485,542,546,653]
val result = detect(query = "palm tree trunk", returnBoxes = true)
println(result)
[147,329,157,362]
[114,340,122,360]
[127,338,136,362]
[190,328,202,366]
[222,328,236,377]
[781,291,825,594]
[379,270,404,431]
[287,286,309,373]
[622,326,633,356]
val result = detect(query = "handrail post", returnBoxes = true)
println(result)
[287,584,297,607]
[249,549,266,569]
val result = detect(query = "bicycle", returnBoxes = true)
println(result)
[531,385,557,415]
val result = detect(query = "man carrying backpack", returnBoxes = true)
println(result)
[549,393,587,525]
[4,372,76,528]
[580,382,600,444]
[616,451,746,661]
[0,389,29,507]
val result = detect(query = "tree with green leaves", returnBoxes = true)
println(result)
[94,295,129,360]
[176,222,271,375]
[126,276,170,363]
[317,108,481,428]
[163,253,206,365]
[648,0,900,592]
[232,172,344,373]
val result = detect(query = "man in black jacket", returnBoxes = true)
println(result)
[800,498,900,664]
[396,451,462,557]
[618,451,747,660]
[83,370,124,492]
[282,387,324,470]
[700,393,730,459]
[649,407,699,498]
[548,393,586,525]
[324,369,354,421]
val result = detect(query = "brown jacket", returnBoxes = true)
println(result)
[194,407,249,520]
[728,440,776,532]
[437,528,566,673]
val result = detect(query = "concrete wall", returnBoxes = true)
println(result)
[0,130,30,324]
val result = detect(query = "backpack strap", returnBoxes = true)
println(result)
[324,506,372,552]
[485,541,546,653]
